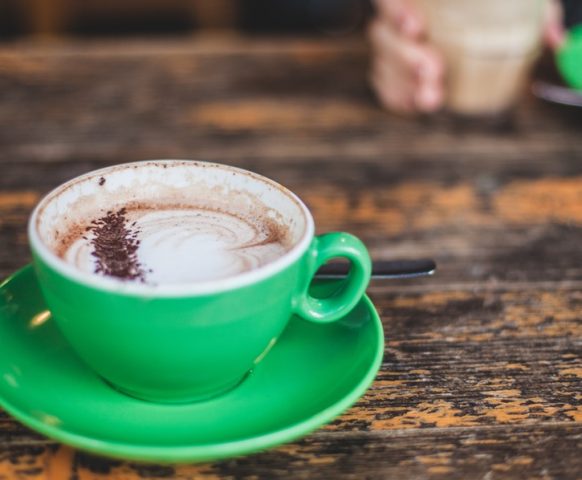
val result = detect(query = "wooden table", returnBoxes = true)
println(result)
[0,36,581,480]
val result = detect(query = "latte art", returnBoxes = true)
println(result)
[62,207,291,285]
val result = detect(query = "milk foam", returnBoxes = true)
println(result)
[63,208,290,285]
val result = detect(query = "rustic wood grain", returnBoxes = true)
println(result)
[2,424,582,480]
[2,178,581,284]
[0,37,580,479]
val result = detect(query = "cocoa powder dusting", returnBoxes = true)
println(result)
[87,208,146,281]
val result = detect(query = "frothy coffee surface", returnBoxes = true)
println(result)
[60,205,291,285]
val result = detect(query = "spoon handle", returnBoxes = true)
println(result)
[316,259,437,280]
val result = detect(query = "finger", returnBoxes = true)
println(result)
[415,79,444,112]
[414,45,445,112]
[371,74,416,114]
[371,52,444,114]
[370,66,415,113]
[543,0,565,50]
[368,19,445,113]
[373,0,425,38]
[370,57,417,113]
[368,19,444,84]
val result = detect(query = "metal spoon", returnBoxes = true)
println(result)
[316,258,436,280]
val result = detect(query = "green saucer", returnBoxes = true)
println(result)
[0,266,383,463]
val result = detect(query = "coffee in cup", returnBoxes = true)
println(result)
[55,200,292,286]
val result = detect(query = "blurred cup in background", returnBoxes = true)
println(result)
[417,0,546,116]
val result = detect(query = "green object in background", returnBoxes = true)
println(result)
[0,266,384,463]
[557,24,582,90]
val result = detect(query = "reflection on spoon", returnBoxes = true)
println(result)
[316,259,437,280]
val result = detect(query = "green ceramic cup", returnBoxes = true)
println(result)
[28,160,371,403]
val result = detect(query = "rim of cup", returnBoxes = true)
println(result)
[28,160,315,298]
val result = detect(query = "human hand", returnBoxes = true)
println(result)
[368,0,443,114]
[368,0,565,115]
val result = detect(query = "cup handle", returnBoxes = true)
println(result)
[293,232,371,324]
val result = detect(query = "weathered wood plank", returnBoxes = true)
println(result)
[1,39,582,179]
[1,424,581,480]
[2,175,581,283]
